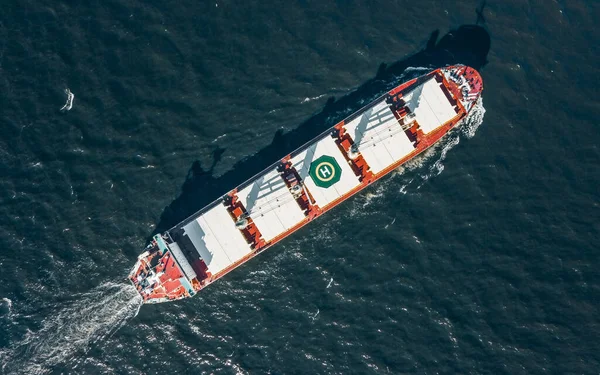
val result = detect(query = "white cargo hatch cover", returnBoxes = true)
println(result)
[237,168,306,242]
[290,135,360,208]
[403,78,457,134]
[344,99,416,174]
[182,204,252,275]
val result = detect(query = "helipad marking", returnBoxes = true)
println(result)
[309,155,342,188]
[314,161,336,182]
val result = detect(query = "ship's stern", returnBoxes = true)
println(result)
[129,234,199,304]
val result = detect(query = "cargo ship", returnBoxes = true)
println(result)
[129,65,483,303]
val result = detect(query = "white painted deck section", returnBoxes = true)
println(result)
[182,204,252,274]
[290,135,360,208]
[237,168,306,242]
[168,241,197,280]
[403,78,457,134]
[344,99,416,174]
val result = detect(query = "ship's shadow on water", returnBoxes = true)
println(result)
[151,25,491,237]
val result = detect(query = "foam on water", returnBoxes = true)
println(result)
[392,96,486,190]
[301,94,327,104]
[1,283,142,375]
[0,298,12,317]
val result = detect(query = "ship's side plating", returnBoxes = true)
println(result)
[130,65,483,303]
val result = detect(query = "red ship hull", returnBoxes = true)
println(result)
[130,65,483,304]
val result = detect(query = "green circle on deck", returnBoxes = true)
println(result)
[309,155,342,188]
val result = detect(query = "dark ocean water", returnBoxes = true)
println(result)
[1,0,599,374]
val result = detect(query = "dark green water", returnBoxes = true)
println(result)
[0,1,598,374]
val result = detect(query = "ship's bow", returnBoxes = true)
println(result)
[442,65,483,112]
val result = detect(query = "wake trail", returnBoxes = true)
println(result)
[0,282,142,375]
